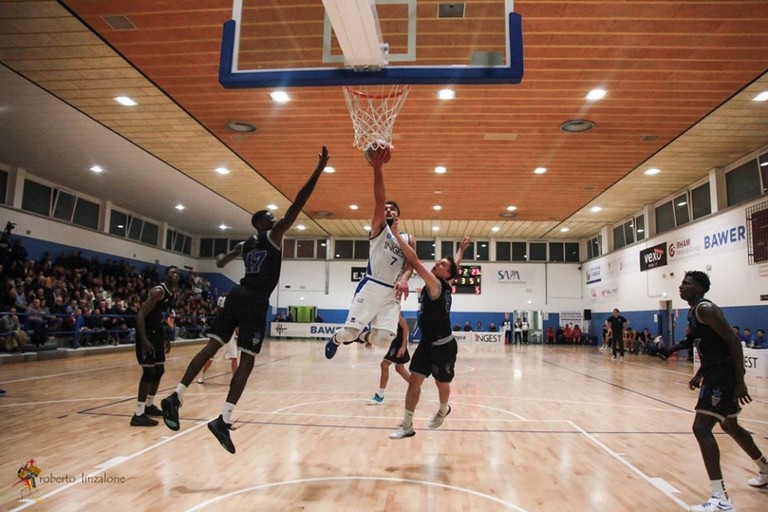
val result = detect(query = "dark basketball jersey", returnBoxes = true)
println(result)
[240,230,282,294]
[688,298,734,379]
[418,278,453,342]
[144,283,174,331]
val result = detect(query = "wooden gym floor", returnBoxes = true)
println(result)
[0,340,766,511]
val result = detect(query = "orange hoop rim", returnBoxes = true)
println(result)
[343,85,409,100]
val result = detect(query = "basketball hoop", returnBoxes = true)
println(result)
[343,84,410,151]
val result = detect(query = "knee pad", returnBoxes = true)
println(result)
[369,328,395,345]
[333,327,361,344]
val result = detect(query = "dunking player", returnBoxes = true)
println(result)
[130,265,180,426]
[161,147,329,453]
[324,145,414,358]
[389,220,470,439]
[679,271,768,511]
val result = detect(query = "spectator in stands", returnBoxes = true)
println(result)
[521,318,530,344]
[556,325,565,344]
[452,324,461,331]
[546,326,555,344]
[463,321,472,332]
[624,326,638,354]
[635,327,652,354]
[1,308,27,352]
[572,324,582,344]
[488,322,497,332]
[503,315,512,344]
[514,320,522,344]
[752,329,767,348]
[563,323,573,343]
[476,320,483,331]
[26,297,48,347]
[741,328,753,346]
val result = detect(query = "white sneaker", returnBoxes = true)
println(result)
[427,405,452,429]
[689,495,734,511]
[389,423,415,439]
[367,393,384,405]
[747,472,768,487]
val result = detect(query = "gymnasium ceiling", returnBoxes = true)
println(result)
[0,1,767,242]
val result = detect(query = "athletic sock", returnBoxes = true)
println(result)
[755,454,768,473]
[146,395,155,407]
[402,410,414,428]
[135,401,146,416]
[221,402,236,424]
[175,383,188,398]
[377,388,385,397]
[710,479,728,500]
[439,403,449,415]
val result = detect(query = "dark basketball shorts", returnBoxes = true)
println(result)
[409,335,457,382]
[135,327,166,366]
[207,284,269,356]
[383,337,410,365]
[695,378,741,421]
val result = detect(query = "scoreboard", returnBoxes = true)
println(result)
[453,265,481,294]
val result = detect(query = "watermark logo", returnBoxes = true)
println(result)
[15,458,42,496]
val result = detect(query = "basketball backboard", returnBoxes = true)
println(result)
[219,0,523,88]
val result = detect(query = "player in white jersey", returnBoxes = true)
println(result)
[325,147,415,359]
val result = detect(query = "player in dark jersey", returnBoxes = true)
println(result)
[388,218,470,440]
[161,147,329,453]
[679,271,768,512]
[366,314,411,405]
[604,308,628,360]
[131,265,180,427]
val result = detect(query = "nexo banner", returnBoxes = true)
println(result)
[640,242,668,271]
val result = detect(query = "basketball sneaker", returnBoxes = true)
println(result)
[427,405,452,429]
[747,472,768,487]
[689,495,734,511]
[343,328,368,345]
[368,393,384,405]
[208,415,236,454]
[389,423,415,439]
[325,337,339,359]
[130,414,158,427]
[161,392,182,431]
[144,404,163,417]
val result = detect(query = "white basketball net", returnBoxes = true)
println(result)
[343,84,410,150]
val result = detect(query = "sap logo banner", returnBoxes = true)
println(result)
[496,268,531,285]
[704,225,745,250]
[640,242,668,271]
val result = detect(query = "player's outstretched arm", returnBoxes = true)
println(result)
[272,146,329,241]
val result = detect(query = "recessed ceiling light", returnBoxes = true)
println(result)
[90,165,103,173]
[267,204,278,210]
[175,204,185,211]
[315,210,332,218]
[506,205,517,211]
[296,225,306,231]
[324,166,335,173]
[215,167,230,175]
[560,227,570,232]
[226,121,257,132]
[753,91,768,102]
[432,226,440,232]
[534,167,547,174]
[114,96,137,106]
[644,168,661,175]
[437,89,455,100]
[491,226,500,232]
[363,225,371,231]
[270,91,291,103]
[219,224,229,230]
[560,119,595,133]
[586,88,607,100]
[590,206,602,212]
[499,212,515,218]
[349,204,359,210]
[432,205,442,211]
[434,166,447,174]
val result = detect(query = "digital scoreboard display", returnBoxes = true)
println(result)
[452,265,481,294]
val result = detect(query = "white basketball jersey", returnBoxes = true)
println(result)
[367,224,409,284]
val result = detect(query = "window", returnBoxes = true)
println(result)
[110,210,128,237]
[613,225,626,250]
[476,241,489,261]
[282,239,295,258]
[565,242,580,262]
[549,242,564,262]
[529,242,547,261]
[674,193,690,226]
[416,240,435,259]
[726,159,760,207]
[317,239,328,259]
[334,240,354,259]
[441,241,453,259]
[496,241,511,261]
[296,240,315,258]
[0,169,7,205]
[140,221,158,245]
[72,198,99,229]
[21,180,52,216]
[53,190,76,222]
[511,242,527,261]
[760,151,768,193]
[353,239,369,259]
[691,182,711,220]
[166,229,192,255]
[655,201,675,234]
[624,220,635,245]
[587,234,602,259]
[635,215,646,241]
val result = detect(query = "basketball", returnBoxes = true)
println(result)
[364,141,393,164]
